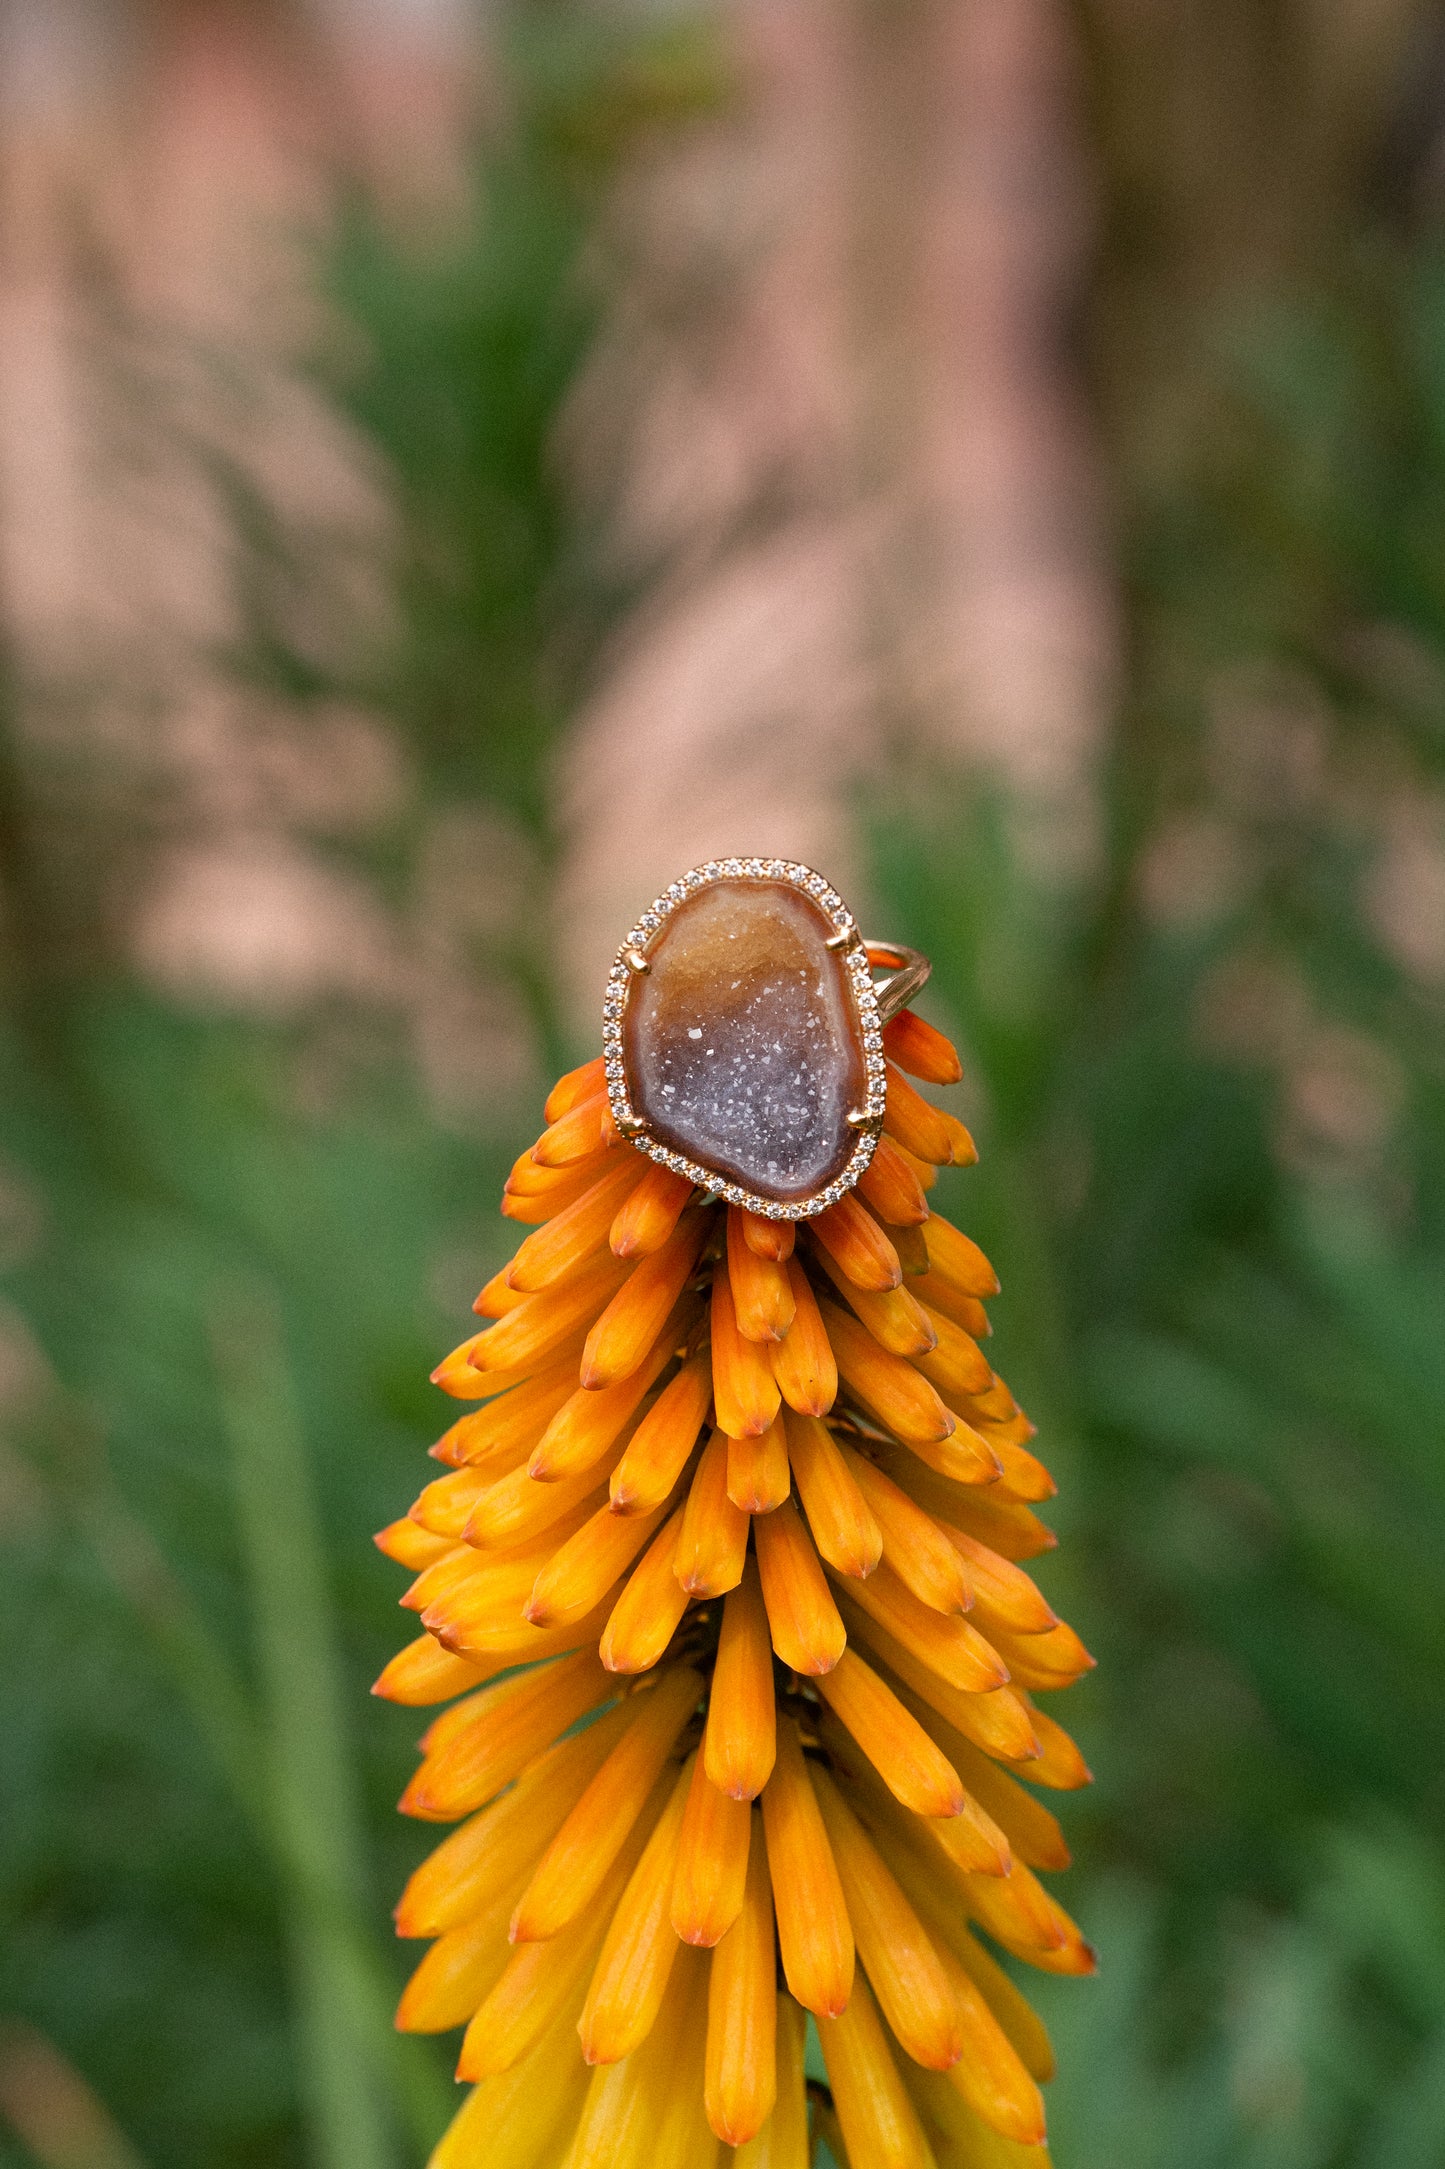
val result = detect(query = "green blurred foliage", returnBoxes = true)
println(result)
[2,5,1444,2168]
[873,225,1445,2166]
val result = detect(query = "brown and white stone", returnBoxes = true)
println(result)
[623,877,867,1203]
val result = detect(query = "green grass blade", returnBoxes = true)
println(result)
[212,1279,398,2169]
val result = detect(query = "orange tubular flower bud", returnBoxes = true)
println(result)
[504,1157,645,1295]
[840,1445,974,1615]
[473,1266,528,1318]
[609,1349,711,1515]
[420,1568,615,1664]
[670,1746,753,1945]
[930,1947,1050,2145]
[431,1358,580,1469]
[397,1705,632,1937]
[740,1209,795,1261]
[958,1370,1017,1420]
[577,1757,692,2063]
[704,1811,777,2144]
[411,1463,495,1537]
[887,1785,1067,1955]
[580,1210,709,1391]
[833,1559,1006,1695]
[398,1646,614,1822]
[880,1410,1001,1489]
[412,1521,582,1633]
[509,1667,700,1942]
[931,1725,1071,1872]
[784,1412,882,1578]
[879,1216,931,1278]
[528,1332,674,1482]
[442,2015,594,2169]
[1014,1696,1092,1789]
[753,1497,846,1675]
[813,1245,938,1357]
[881,1454,1054,1561]
[987,1619,1095,1692]
[711,1268,783,1438]
[372,1633,493,1706]
[661,1997,724,2135]
[921,1214,1000,1297]
[760,1719,854,2019]
[879,1834,1058,2093]
[396,1902,511,2033]
[855,1133,931,1227]
[948,1928,1058,2084]
[727,1416,791,1513]
[910,1269,990,1340]
[826,1602,1040,1768]
[969,1404,1032,1450]
[501,1173,609,1226]
[984,1430,1058,1504]
[945,1119,980,1171]
[913,1307,994,1399]
[828,1715,1010,1884]
[544,1054,607,1123]
[727,1206,797,1343]
[811,1767,963,2070]
[951,1849,1094,1973]
[609,1160,695,1258]
[505,1137,611,1200]
[459,1842,630,2080]
[430,1339,560,1401]
[599,1509,691,1673]
[769,1258,838,1417]
[464,1463,610,1553]
[883,1063,975,1167]
[704,1560,777,1800]
[735,1995,810,2169]
[814,1648,965,1817]
[809,1194,902,1291]
[882,1008,963,1085]
[674,1429,750,1597]
[893,1137,939,1192]
[565,1943,710,2169]
[400,1537,497,1613]
[817,1972,935,2169]
[378,1519,456,1569]
[524,1497,671,1629]
[466,1252,629,1378]
[817,1298,957,1447]
[530,1089,610,1169]
[401,1934,503,2030]
[931,1532,1053,1641]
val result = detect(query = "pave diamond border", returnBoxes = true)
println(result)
[602,858,888,1220]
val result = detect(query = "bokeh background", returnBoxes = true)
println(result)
[2,3,1444,2165]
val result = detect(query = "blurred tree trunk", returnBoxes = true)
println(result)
[1072,0,1433,481]
[556,0,1115,1021]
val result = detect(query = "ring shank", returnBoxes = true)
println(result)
[864,940,931,1024]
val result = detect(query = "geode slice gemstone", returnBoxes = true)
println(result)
[622,877,868,1204]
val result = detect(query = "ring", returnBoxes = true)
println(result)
[602,858,933,1220]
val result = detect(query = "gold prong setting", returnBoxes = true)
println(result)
[601,857,890,1219]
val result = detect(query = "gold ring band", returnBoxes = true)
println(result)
[865,941,932,1024]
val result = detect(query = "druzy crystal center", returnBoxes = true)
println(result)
[622,878,868,1203]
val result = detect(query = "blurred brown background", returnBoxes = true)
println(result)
[2,4,1444,2166]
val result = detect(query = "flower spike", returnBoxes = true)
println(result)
[376,935,1091,2162]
